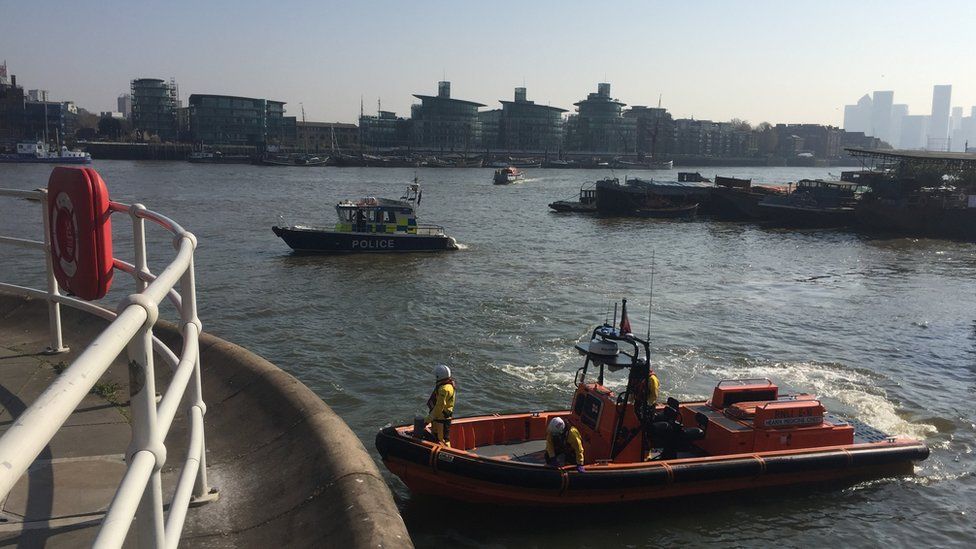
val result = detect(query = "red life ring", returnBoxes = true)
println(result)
[47,167,114,301]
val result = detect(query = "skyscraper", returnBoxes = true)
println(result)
[117,94,132,118]
[890,104,908,148]
[898,115,928,149]
[870,91,893,143]
[843,94,871,133]
[950,106,965,151]
[928,84,951,150]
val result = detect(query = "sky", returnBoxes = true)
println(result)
[2,0,975,126]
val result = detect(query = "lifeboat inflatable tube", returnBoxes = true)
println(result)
[375,418,929,506]
[378,325,930,506]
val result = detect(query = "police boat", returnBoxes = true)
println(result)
[375,301,929,506]
[272,179,458,253]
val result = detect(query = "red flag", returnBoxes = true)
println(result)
[620,299,632,334]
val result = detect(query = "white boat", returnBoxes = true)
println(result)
[0,142,91,164]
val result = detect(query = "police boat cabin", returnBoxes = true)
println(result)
[272,181,458,253]
[375,299,929,506]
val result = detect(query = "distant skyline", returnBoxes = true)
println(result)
[2,0,975,125]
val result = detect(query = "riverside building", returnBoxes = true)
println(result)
[624,106,674,157]
[411,81,485,151]
[296,121,359,152]
[359,110,411,149]
[131,78,178,142]
[0,71,26,146]
[564,83,637,154]
[494,87,566,153]
[187,94,287,146]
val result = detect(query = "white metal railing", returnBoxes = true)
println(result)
[0,187,217,548]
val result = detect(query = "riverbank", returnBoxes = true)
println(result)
[77,141,862,167]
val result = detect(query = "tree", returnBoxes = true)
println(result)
[730,118,752,132]
[98,116,124,141]
[755,122,778,156]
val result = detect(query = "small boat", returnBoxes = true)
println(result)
[376,302,929,506]
[187,150,252,164]
[261,153,330,166]
[543,159,577,168]
[493,166,525,185]
[549,184,597,213]
[0,141,91,164]
[272,179,458,253]
[611,158,674,170]
[758,179,860,227]
[509,160,542,169]
[453,156,484,168]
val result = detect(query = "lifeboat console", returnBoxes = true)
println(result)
[376,306,929,506]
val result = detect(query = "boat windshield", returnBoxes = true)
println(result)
[337,206,398,223]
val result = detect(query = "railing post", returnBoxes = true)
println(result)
[39,188,68,354]
[178,237,217,503]
[123,295,166,549]
[130,204,149,293]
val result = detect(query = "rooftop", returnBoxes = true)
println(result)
[188,94,285,105]
[846,148,976,167]
[499,100,567,113]
[298,121,358,129]
[412,94,486,108]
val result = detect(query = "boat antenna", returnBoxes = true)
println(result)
[646,250,655,341]
[611,301,618,331]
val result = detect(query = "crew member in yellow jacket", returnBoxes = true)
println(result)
[647,369,660,407]
[425,364,456,446]
[545,417,585,473]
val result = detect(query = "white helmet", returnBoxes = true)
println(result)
[547,417,566,436]
[434,364,451,380]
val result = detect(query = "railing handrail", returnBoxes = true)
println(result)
[0,185,215,548]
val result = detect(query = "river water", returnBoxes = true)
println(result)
[1,161,974,548]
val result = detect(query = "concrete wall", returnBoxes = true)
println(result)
[0,293,412,547]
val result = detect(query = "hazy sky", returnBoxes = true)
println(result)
[2,0,974,125]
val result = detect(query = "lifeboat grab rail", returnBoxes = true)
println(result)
[0,187,216,548]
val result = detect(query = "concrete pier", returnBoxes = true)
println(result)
[0,293,411,547]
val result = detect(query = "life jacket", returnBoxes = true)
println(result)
[550,426,583,463]
[427,377,456,412]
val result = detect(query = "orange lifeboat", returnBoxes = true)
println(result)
[375,308,929,506]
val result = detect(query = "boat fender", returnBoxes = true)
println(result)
[47,167,113,300]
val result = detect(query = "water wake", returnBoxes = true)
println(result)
[708,360,937,440]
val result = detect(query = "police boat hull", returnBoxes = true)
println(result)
[272,225,458,253]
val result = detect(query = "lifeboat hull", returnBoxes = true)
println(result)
[375,411,929,506]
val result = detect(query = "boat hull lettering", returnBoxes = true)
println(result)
[352,239,395,249]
